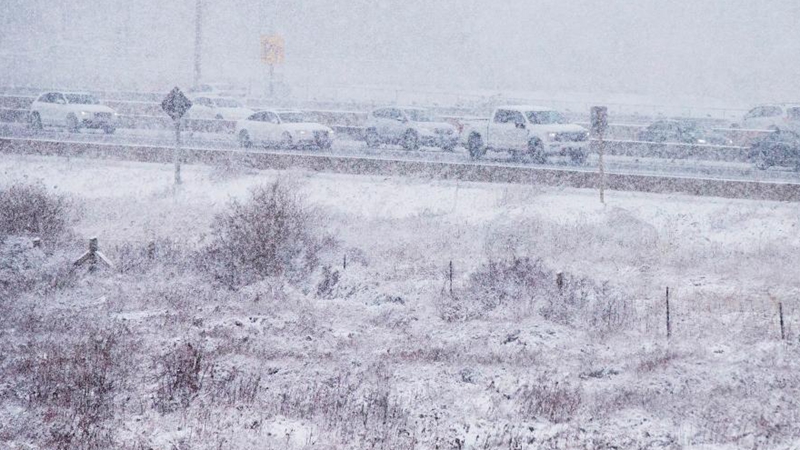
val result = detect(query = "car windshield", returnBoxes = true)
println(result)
[526,110,566,124]
[403,109,434,122]
[213,98,243,108]
[278,112,307,123]
[65,94,100,105]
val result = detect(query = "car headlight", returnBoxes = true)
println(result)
[299,130,307,135]
[548,132,557,140]
[80,111,89,116]
[697,139,707,144]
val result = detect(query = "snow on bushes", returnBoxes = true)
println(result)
[0,182,72,242]
[200,181,330,288]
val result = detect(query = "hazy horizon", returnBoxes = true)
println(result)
[2,0,798,106]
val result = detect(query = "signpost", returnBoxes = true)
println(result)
[260,34,285,98]
[590,106,608,204]
[161,87,193,185]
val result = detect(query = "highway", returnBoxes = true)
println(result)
[0,122,797,187]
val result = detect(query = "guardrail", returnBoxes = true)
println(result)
[601,140,750,162]
[1,137,797,202]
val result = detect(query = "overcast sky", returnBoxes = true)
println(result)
[1,0,798,105]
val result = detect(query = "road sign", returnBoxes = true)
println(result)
[260,34,285,65]
[161,87,193,121]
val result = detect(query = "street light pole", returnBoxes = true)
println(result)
[193,0,204,89]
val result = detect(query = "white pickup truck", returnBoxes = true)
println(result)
[462,106,589,164]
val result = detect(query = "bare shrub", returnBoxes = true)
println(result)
[0,182,72,242]
[204,366,262,406]
[0,237,76,300]
[153,342,207,413]
[541,276,632,334]
[438,256,553,321]
[518,377,583,423]
[17,326,133,450]
[270,365,413,447]
[200,181,329,288]
[636,348,679,373]
[111,237,192,274]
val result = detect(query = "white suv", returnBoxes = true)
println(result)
[364,107,458,151]
[188,96,254,121]
[29,92,118,133]
[236,110,334,149]
[741,104,800,131]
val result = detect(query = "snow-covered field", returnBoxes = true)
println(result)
[1,155,799,449]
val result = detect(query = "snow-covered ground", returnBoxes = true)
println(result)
[1,155,799,449]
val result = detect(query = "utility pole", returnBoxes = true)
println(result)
[193,0,204,89]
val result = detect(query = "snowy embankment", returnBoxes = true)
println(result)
[1,154,799,449]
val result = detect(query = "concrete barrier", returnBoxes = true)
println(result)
[602,140,750,162]
[1,137,798,202]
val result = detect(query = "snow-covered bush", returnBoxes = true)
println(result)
[200,181,328,288]
[0,237,75,300]
[540,275,632,335]
[438,256,554,321]
[16,326,132,450]
[0,182,71,242]
[517,377,583,423]
[111,237,192,275]
[153,342,206,413]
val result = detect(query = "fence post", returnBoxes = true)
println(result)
[666,287,671,339]
[556,272,564,291]
[343,254,347,270]
[779,302,785,340]
[73,237,115,272]
[449,260,453,296]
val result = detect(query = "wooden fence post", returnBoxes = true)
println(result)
[666,287,671,339]
[779,302,785,341]
[73,237,115,272]
[449,260,453,296]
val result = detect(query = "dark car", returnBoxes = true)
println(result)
[748,128,800,171]
[636,120,732,146]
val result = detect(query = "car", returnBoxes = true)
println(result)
[188,96,254,121]
[236,110,334,149]
[636,120,733,146]
[461,106,589,164]
[748,128,800,171]
[29,92,118,133]
[364,107,459,151]
[740,104,800,131]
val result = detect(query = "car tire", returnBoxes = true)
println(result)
[750,148,771,170]
[66,114,80,133]
[315,134,332,150]
[102,125,116,134]
[527,138,547,164]
[239,130,253,148]
[402,129,419,151]
[29,112,42,131]
[365,128,380,148]
[215,114,224,120]
[467,133,485,159]
[281,132,293,149]
[568,148,588,166]
[441,142,456,152]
